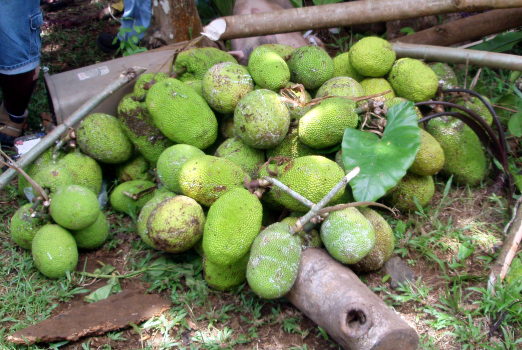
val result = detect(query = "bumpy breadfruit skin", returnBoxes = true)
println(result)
[332,52,363,81]
[428,62,459,89]
[248,46,290,90]
[109,180,156,215]
[386,173,435,211]
[136,190,175,248]
[10,203,45,250]
[146,78,218,150]
[76,113,133,164]
[173,47,238,82]
[360,78,395,101]
[320,207,376,265]
[315,76,364,99]
[147,195,205,253]
[133,72,169,101]
[351,207,394,272]
[202,188,263,266]
[156,144,205,194]
[298,97,358,149]
[178,155,250,206]
[281,216,322,249]
[214,137,265,177]
[246,222,301,299]
[388,58,439,102]
[32,163,74,194]
[234,89,290,149]
[282,83,312,120]
[266,128,315,160]
[117,93,172,164]
[183,79,203,96]
[72,211,109,250]
[287,46,334,90]
[409,129,445,176]
[59,151,103,195]
[202,62,254,113]
[50,185,101,230]
[116,155,152,182]
[32,224,78,279]
[257,43,296,60]
[203,253,249,291]
[454,96,493,126]
[349,36,396,77]
[18,149,57,196]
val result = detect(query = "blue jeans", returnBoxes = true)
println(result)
[118,0,152,42]
[0,0,43,75]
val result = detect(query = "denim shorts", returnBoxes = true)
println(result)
[0,0,43,75]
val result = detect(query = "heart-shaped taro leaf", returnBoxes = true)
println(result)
[342,101,420,202]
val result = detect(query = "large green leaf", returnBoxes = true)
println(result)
[342,101,420,202]
[470,32,522,53]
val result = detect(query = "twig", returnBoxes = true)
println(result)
[261,177,315,208]
[319,201,398,217]
[122,186,156,201]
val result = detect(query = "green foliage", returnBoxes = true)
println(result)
[470,31,522,53]
[313,0,343,5]
[342,101,420,202]
[116,25,148,57]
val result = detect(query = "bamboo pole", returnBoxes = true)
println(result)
[0,68,145,191]
[392,42,522,71]
[204,0,522,40]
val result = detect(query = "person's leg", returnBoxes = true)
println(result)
[118,0,152,42]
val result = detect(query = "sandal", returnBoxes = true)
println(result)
[0,104,26,146]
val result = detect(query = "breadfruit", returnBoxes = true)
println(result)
[246,222,301,299]
[351,207,394,272]
[19,149,61,197]
[428,62,458,89]
[202,188,263,265]
[204,253,249,291]
[257,43,295,60]
[287,45,334,90]
[320,207,375,265]
[76,113,133,164]
[146,78,218,149]
[184,79,203,96]
[409,129,445,176]
[332,52,363,81]
[388,58,439,102]
[360,78,395,101]
[59,150,103,194]
[349,36,396,77]
[248,46,290,90]
[386,173,435,211]
[156,144,205,193]
[298,97,358,149]
[117,93,172,163]
[10,203,46,249]
[315,76,364,99]
[49,185,101,230]
[173,47,237,81]
[215,138,265,177]
[281,83,312,120]
[202,62,254,113]
[178,155,250,206]
[281,216,322,249]
[72,211,109,250]
[426,117,487,186]
[133,72,169,101]
[32,162,74,194]
[454,95,493,125]
[234,89,290,149]
[136,190,175,248]
[109,180,156,216]
[385,97,423,119]
[266,128,315,160]
[116,155,152,182]
[32,224,78,278]
[147,195,205,253]
[220,116,235,138]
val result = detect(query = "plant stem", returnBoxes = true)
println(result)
[262,177,315,208]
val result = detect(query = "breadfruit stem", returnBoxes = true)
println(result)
[319,202,398,217]
[291,167,360,234]
[52,128,74,162]
[122,186,156,201]
[261,177,315,208]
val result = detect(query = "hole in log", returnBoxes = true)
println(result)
[346,309,366,329]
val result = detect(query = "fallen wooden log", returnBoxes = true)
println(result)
[287,248,419,350]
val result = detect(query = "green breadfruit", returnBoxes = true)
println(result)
[386,173,435,211]
[203,254,249,291]
[59,150,103,194]
[257,43,296,60]
[332,52,363,81]
[10,203,46,250]
[281,83,312,120]
[32,224,78,278]
[409,129,445,176]
[32,162,74,194]
[214,138,265,177]
[133,72,169,101]
[202,62,254,113]
[388,58,439,102]
[315,76,364,99]
[183,79,203,96]
[287,45,334,90]
[360,78,395,101]
[351,208,394,272]
[18,149,60,196]
[173,47,237,81]
[246,222,301,299]
[298,97,358,149]
[156,144,205,194]
[72,211,109,250]
[146,78,218,149]
[76,113,133,164]
[426,117,487,186]
[202,188,263,265]
[385,97,423,119]
[281,216,322,249]
[428,62,459,89]
[116,155,152,182]
[178,155,250,206]
[220,117,235,138]
[49,185,101,230]
[109,180,156,216]
[454,96,493,125]
[234,89,290,149]
[248,46,290,90]
[320,207,375,265]
[147,195,205,253]
[349,36,396,77]
[136,190,175,248]
[117,93,172,164]
[266,128,315,160]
